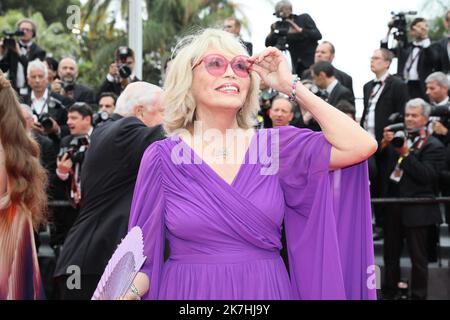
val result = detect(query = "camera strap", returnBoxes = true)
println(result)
[408,128,428,152]
[390,128,428,183]
[70,162,82,208]
[404,46,422,80]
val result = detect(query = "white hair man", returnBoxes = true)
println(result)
[54,81,165,300]
[23,59,70,137]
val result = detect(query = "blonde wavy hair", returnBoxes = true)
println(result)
[162,28,260,135]
[0,71,47,230]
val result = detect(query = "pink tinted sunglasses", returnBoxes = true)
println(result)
[192,54,252,78]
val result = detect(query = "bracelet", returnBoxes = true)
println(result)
[289,76,300,102]
[130,283,140,297]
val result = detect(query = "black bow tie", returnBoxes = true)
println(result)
[19,43,29,49]
[373,80,382,86]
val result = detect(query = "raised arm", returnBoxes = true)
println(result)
[249,47,377,170]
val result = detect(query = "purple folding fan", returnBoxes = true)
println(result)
[91,226,146,300]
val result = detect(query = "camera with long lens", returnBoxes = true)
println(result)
[117,46,132,79]
[93,111,110,127]
[58,135,90,164]
[388,11,417,45]
[1,30,24,51]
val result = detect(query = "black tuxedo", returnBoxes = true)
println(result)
[327,81,354,107]
[430,38,450,75]
[242,40,253,56]
[302,67,354,96]
[334,68,353,96]
[381,135,446,299]
[0,42,46,91]
[20,90,71,145]
[20,91,71,127]
[383,41,436,99]
[361,75,409,143]
[266,13,322,75]
[54,116,165,299]
[72,83,95,105]
[97,75,140,100]
[383,136,445,227]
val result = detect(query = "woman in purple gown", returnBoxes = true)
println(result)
[126,29,378,300]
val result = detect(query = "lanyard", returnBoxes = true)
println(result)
[405,47,422,77]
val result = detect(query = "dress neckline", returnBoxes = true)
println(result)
[172,129,258,187]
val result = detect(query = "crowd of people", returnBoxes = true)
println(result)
[1,0,450,301]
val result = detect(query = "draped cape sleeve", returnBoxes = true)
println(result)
[128,142,165,300]
[278,126,376,300]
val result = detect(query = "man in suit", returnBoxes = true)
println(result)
[302,41,354,96]
[269,94,294,127]
[223,17,253,55]
[0,18,46,95]
[380,98,446,300]
[21,59,72,146]
[361,49,410,143]
[97,47,140,99]
[361,48,409,240]
[430,10,450,76]
[51,57,95,105]
[311,61,354,106]
[54,82,165,300]
[382,17,435,100]
[52,103,94,251]
[265,0,321,75]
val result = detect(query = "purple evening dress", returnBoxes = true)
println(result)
[128,126,376,300]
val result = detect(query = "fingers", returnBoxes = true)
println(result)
[250,64,266,76]
[248,47,281,63]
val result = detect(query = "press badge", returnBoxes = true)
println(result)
[390,167,403,183]
[390,158,404,183]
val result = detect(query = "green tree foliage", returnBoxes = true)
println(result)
[0,0,80,25]
[421,0,450,40]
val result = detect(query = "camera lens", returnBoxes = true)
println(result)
[41,117,53,130]
[118,64,132,78]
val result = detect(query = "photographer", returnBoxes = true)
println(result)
[265,0,321,75]
[380,98,446,300]
[0,19,46,94]
[382,16,434,100]
[54,82,164,300]
[52,57,95,105]
[97,46,139,99]
[21,59,71,144]
[92,92,118,127]
[52,103,93,251]
[425,72,450,145]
